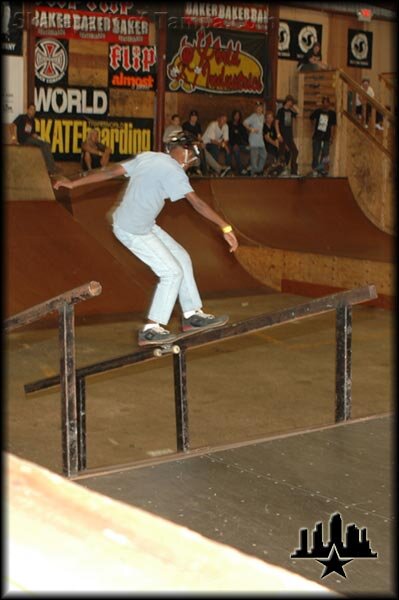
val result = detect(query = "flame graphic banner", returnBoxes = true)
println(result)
[166,27,269,96]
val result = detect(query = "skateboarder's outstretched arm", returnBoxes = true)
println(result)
[185,191,238,253]
[53,164,126,190]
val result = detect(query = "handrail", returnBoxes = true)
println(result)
[378,72,396,90]
[5,281,102,478]
[337,69,395,123]
[4,281,102,331]
[24,285,377,476]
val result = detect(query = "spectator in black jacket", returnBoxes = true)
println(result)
[309,96,336,176]
[297,42,328,72]
[228,110,250,175]
[275,95,299,175]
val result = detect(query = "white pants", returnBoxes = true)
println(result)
[113,224,202,325]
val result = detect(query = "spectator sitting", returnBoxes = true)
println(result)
[202,114,232,175]
[182,110,206,175]
[297,42,328,72]
[81,128,111,171]
[10,102,60,176]
[243,100,266,177]
[263,110,285,176]
[228,110,250,175]
[309,96,337,176]
[275,95,300,176]
[163,114,183,148]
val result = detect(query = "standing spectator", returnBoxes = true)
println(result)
[10,103,60,175]
[81,128,111,171]
[228,110,250,175]
[263,111,285,176]
[297,42,328,72]
[355,78,382,129]
[202,114,232,174]
[275,95,299,176]
[243,101,266,177]
[309,96,337,176]
[163,114,183,146]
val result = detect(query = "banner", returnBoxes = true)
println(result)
[108,44,157,90]
[167,27,268,95]
[347,29,373,68]
[180,2,269,33]
[33,115,154,161]
[35,86,109,116]
[32,5,150,44]
[35,38,69,85]
[278,20,323,61]
[2,56,24,123]
[1,1,23,55]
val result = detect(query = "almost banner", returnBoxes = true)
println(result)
[278,19,323,61]
[109,44,157,90]
[347,29,373,69]
[167,27,268,95]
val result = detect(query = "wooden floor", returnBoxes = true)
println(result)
[77,414,394,596]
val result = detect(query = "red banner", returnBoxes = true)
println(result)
[182,3,269,33]
[32,6,150,44]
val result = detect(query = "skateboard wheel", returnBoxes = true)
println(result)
[153,348,163,358]
[172,345,181,354]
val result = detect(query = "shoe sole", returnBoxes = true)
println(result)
[182,315,229,333]
[138,337,178,346]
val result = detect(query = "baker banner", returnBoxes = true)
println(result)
[108,44,157,90]
[167,27,268,96]
[32,5,150,44]
[278,19,323,61]
[32,115,154,161]
[177,2,269,33]
[347,29,373,68]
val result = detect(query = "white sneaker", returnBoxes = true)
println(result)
[375,123,384,131]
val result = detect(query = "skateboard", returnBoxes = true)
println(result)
[140,316,229,357]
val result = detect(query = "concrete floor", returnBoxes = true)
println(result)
[5,291,393,474]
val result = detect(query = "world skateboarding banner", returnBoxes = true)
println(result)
[33,115,154,162]
[347,29,373,68]
[278,19,323,61]
[166,27,268,96]
[31,4,150,44]
[108,44,157,90]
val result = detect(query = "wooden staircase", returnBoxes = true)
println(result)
[297,69,396,234]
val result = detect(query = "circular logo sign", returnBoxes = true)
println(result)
[278,22,290,52]
[298,25,318,54]
[351,33,368,60]
[35,38,68,84]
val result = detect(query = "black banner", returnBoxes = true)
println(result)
[278,19,323,61]
[1,1,23,56]
[166,27,268,96]
[33,115,154,161]
[347,29,373,68]
[35,85,109,116]
[108,44,157,90]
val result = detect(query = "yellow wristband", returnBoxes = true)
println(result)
[222,225,233,234]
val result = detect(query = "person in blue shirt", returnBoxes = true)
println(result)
[54,133,238,346]
[243,101,267,177]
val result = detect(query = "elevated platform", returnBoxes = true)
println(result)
[77,415,393,596]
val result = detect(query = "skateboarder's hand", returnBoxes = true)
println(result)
[53,177,73,190]
[224,230,238,253]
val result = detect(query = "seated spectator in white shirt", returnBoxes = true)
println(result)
[163,114,183,148]
[202,114,232,170]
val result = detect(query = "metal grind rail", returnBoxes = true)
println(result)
[23,285,377,477]
[4,282,102,477]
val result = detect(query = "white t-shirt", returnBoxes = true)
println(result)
[112,152,194,234]
[202,120,229,145]
[356,85,375,106]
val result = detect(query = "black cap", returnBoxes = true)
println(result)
[166,132,200,156]
[189,110,199,117]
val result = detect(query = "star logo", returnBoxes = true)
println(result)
[316,545,353,578]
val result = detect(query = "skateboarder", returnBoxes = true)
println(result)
[53,133,238,346]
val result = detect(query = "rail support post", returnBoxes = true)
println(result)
[59,302,79,476]
[335,305,352,422]
[173,350,189,452]
[76,376,87,472]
